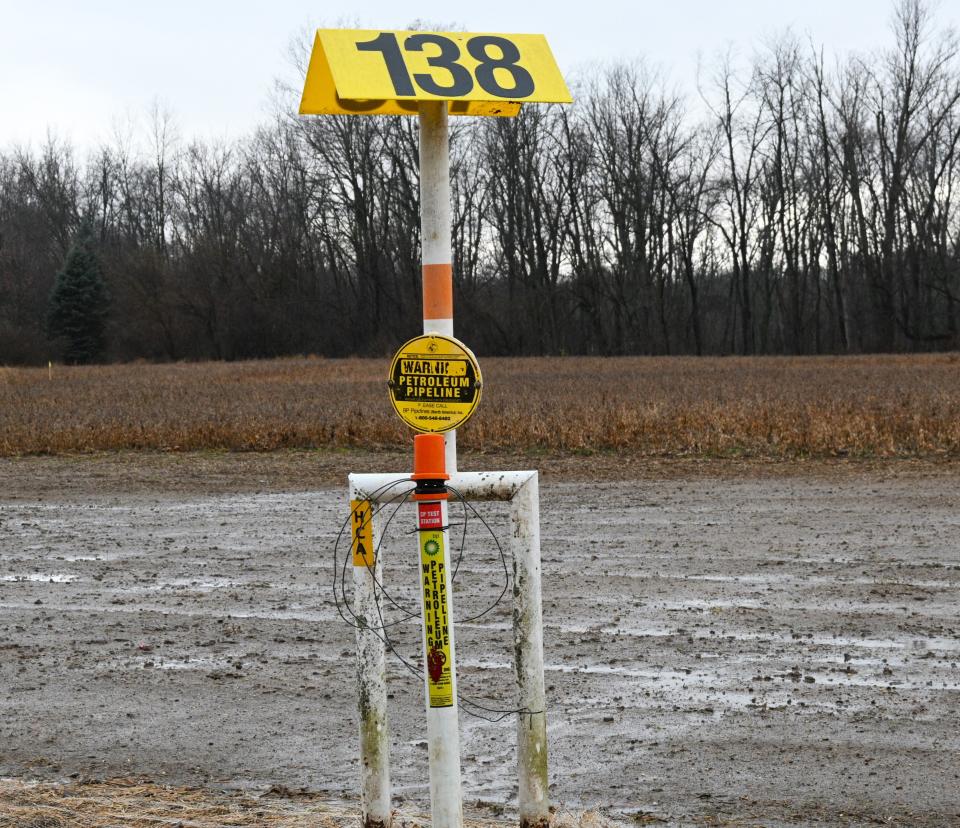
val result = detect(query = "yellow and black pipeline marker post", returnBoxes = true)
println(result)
[411,433,462,827]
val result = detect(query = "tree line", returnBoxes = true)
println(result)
[1,0,958,363]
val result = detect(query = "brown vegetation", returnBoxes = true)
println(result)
[0,779,635,828]
[0,778,344,828]
[1,354,958,459]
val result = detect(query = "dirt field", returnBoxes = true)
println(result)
[1,452,958,826]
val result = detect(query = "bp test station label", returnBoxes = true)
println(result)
[388,334,482,433]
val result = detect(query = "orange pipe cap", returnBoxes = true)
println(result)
[411,434,448,481]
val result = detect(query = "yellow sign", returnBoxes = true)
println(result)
[388,334,482,433]
[299,29,571,118]
[420,527,453,707]
[351,499,374,567]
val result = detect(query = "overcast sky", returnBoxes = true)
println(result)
[1,0,955,152]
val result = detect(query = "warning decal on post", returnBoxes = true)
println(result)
[351,499,374,567]
[388,334,482,434]
[419,525,453,708]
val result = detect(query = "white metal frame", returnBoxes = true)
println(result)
[348,470,549,828]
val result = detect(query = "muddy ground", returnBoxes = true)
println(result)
[0,453,958,826]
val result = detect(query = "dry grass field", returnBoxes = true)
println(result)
[0,779,635,828]
[0,353,958,459]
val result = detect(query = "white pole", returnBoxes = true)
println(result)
[511,474,550,828]
[418,101,457,476]
[349,487,392,828]
[417,103,464,828]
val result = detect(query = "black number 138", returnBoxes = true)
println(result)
[356,33,535,99]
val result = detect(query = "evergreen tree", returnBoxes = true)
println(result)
[47,222,110,364]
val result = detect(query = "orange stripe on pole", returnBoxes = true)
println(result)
[422,263,453,320]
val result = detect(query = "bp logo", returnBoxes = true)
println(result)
[423,539,441,557]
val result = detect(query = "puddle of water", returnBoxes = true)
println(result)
[460,657,960,694]
[154,577,240,590]
[118,579,325,597]
[149,657,228,671]
[683,573,957,590]
[465,621,960,655]
[812,671,960,691]
[811,634,960,652]
[0,600,337,622]
[621,627,960,654]
[99,651,347,673]
[1,573,78,583]
[655,598,958,618]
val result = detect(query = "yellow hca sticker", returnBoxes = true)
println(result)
[351,499,374,567]
[299,29,571,118]
[420,529,453,708]
[388,334,482,434]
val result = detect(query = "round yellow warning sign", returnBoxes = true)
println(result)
[388,334,482,433]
